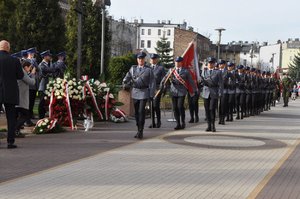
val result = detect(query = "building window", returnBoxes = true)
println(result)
[147,40,151,48]
[167,29,171,36]
[158,29,161,36]
[141,29,144,35]
[167,41,170,47]
[148,29,151,35]
[141,40,145,48]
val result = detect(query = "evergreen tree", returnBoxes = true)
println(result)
[155,35,173,68]
[66,0,111,79]
[7,0,65,53]
[0,0,17,40]
[288,51,300,80]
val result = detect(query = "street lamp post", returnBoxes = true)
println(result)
[215,27,226,60]
[93,0,111,77]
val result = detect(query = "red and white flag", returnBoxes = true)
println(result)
[181,41,201,94]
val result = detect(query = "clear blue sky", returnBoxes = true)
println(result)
[107,0,300,45]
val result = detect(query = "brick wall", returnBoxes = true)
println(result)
[174,28,212,62]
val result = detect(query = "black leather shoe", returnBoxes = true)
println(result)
[181,123,185,129]
[138,132,143,139]
[206,127,212,132]
[24,121,35,127]
[188,118,194,123]
[174,125,181,130]
[156,121,161,128]
[7,144,17,149]
[15,131,25,138]
[134,132,139,138]
[212,127,216,132]
[195,117,199,123]
[148,124,156,128]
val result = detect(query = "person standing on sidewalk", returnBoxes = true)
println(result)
[148,53,165,128]
[160,56,196,130]
[122,52,156,139]
[15,61,36,138]
[226,62,236,122]
[0,40,24,149]
[201,57,223,132]
[218,59,227,125]
[38,50,58,119]
[25,47,39,126]
[282,73,293,107]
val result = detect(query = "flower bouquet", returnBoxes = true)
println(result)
[33,118,64,134]
[110,108,128,123]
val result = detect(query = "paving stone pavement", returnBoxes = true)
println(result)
[0,100,300,199]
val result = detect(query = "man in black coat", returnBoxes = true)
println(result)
[0,40,24,149]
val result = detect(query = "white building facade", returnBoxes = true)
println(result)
[259,43,281,72]
[239,42,260,67]
[134,20,187,54]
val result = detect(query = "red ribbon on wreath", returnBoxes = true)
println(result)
[49,90,55,119]
[64,81,74,130]
[105,88,110,120]
[83,80,103,120]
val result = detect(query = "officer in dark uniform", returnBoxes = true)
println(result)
[261,71,267,112]
[235,65,246,119]
[244,66,252,117]
[218,60,227,125]
[160,56,196,130]
[188,66,200,123]
[38,50,59,119]
[201,57,223,132]
[149,53,165,128]
[122,52,156,139]
[226,62,236,122]
[265,71,272,111]
[255,69,261,114]
[282,73,293,107]
[250,68,258,115]
[54,51,67,78]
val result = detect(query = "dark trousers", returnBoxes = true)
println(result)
[245,93,252,116]
[251,93,257,115]
[188,93,199,120]
[172,96,185,125]
[219,93,228,119]
[204,96,218,123]
[1,103,16,144]
[133,99,148,130]
[235,93,245,118]
[227,94,235,120]
[29,89,37,118]
[38,91,46,119]
[151,93,162,124]
[16,107,30,131]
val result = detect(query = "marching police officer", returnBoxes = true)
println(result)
[235,65,246,119]
[218,59,227,125]
[244,66,252,117]
[160,56,196,130]
[38,50,58,119]
[149,53,165,128]
[250,68,258,115]
[226,62,236,122]
[122,52,155,139]
[201,57,223,132]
